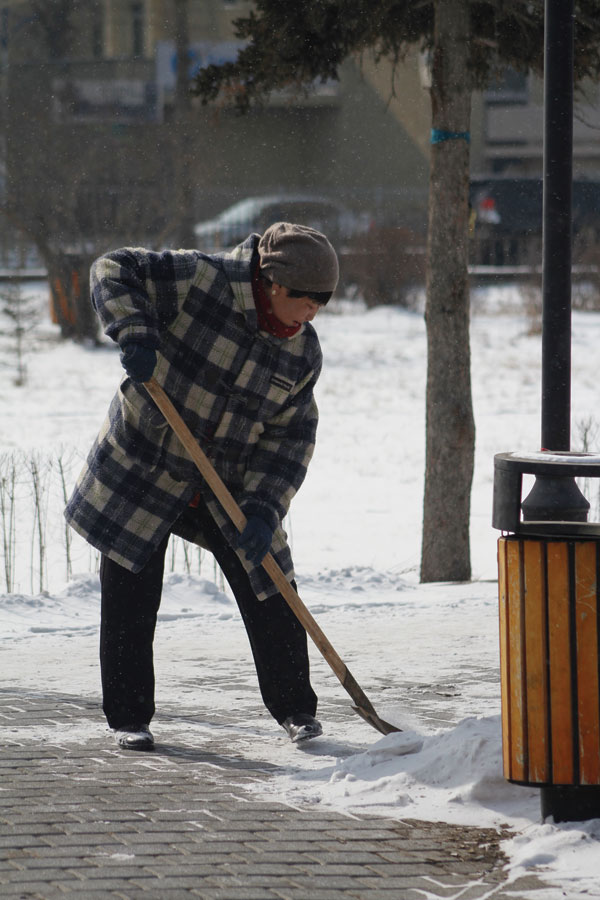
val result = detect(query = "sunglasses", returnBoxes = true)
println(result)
[286,287,332,304]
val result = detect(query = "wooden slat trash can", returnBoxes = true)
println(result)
[493,452,600,821]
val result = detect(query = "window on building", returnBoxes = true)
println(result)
[91,5,104,59]
[131,1,145,57]
[485,67,528,105]
[1,8,9,51]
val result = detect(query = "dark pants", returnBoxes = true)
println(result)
[99,497,317,729]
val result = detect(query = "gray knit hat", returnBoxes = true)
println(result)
[258,222,339,293]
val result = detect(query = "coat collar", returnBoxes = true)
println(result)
[219,234,305,342]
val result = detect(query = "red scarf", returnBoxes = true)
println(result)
[252,263,301,338]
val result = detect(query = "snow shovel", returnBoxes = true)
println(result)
[144,377,400,736]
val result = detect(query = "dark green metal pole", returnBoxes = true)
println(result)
[538,0,600,823]
[541,0,573,451]
[520,0,588,523]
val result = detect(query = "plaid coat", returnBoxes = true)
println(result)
[64,234,322,600]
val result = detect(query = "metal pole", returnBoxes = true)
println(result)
[521,0,587,522]
[541,0,573,451]
[538,0,600,822]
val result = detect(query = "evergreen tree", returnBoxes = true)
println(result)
[0,279,39,386]
[194,0,600,582]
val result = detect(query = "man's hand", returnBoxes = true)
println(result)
[119,342,157,383]
[237,516,274,565]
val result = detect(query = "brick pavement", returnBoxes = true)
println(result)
[0,689,546,900]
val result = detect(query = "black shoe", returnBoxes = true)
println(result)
[282,713,323,744]
[114,723,154,751]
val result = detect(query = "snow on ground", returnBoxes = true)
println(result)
[2,281,600,897]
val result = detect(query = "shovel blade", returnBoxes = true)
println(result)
[352,705,402,735]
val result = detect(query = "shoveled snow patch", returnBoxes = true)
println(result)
[247,716,539,829]
[503,819,600,899]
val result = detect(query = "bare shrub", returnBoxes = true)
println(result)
[29,453,49,594]
[572,234,600,311]
[521,272,543,335]
[55,451,73,582]
[0,448,219,595]
[0,454,17,592]
[574,416,600,520]
[0,280,39,386]
[342,226,426,309]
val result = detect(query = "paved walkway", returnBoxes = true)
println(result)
[0,689,545,900]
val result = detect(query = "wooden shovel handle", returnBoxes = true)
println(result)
[144,377,398,732]
[144,377,347,670]
[145,378,246,532]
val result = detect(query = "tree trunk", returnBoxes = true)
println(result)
[420,0,475,582]
[1,206,99,342]
[172,0,196,249]
[44,249,99,342]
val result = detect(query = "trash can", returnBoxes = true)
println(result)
[493,451,600,821]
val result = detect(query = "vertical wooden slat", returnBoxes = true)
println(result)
[498,538,511,779]
[523,540,550,782]
[574,542,600,785]
[547,541,575,784]
[506,538,527,781]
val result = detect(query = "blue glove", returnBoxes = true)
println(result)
[119,342,157,382]
[237,516,274,565]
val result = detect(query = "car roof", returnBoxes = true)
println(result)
[213,194,347,223]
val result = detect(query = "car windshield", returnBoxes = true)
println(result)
[193,194,368,250]
[216,198,266,225]
[259,202,338,224]
[213,197,342,228]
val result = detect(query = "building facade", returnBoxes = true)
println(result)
[1,0,598,273]
[1,0,432,247]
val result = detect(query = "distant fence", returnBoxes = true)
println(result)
[0,269,48,282]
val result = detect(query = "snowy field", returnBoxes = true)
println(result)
[2,280,600,897]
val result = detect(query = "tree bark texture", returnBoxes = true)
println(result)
[172,0,197,250]
[420,0,475,582]
[45,249,99,342]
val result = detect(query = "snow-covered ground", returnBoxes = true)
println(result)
[2,280,600,898]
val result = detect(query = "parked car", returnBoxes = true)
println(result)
[193,194,371,252]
